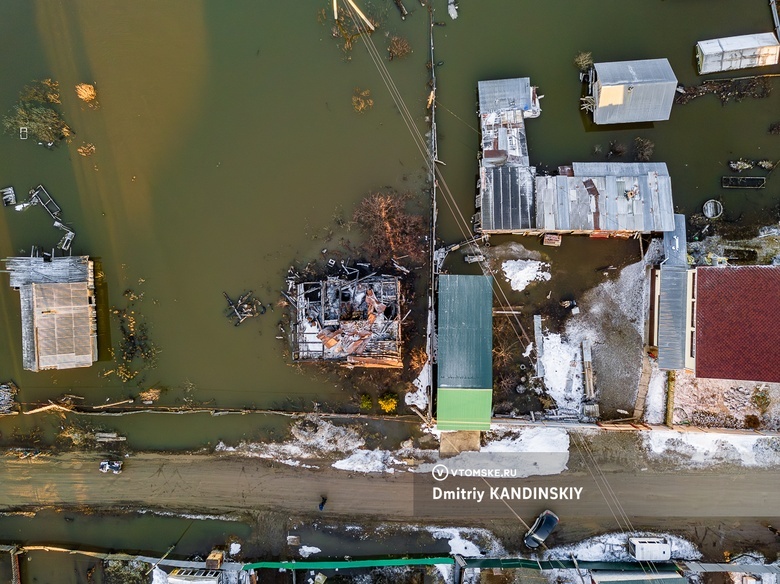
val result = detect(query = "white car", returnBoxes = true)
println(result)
[99,460,123,474]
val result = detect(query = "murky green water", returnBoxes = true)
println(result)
[0,0,779,571]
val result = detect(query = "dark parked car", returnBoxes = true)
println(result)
[524,510,559,548]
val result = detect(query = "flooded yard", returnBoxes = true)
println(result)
[0,0,779,573]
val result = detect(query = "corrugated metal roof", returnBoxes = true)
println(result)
[478,78,533,114]
[663,214,688,267]
[572,162,669,177]
[696,266,780,382]
[437,275,493,430]
[657,265,689,370]
[592,59,677,124]
[479,165,536,231]
[3,256,96,372]
[697,33,780,73]
[534,163,675,233]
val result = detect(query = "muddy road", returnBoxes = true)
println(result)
[1,452,778,523]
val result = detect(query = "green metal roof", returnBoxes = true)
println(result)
[436,275,493,430]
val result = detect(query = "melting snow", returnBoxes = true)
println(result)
[502,259,551,291]
[299,546,321,558]
[332,449,402,473]
[539,333,583,414]
[152,568,169,584]
[229,542,241,556]
[644,360,667,424]
[643,430,780,467]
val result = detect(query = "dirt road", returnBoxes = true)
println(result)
[1,452,778,523]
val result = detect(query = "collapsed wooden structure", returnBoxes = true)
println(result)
[292,274,402,367]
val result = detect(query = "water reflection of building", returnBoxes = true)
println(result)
[292,274,402,368]
[2,254,97,372]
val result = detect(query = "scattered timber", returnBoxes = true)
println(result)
[10,184,76,250]
[223,291,264,326]
[675,74,777,105]
[1,187,16,206]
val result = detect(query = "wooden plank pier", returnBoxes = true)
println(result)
[722,176,766,189]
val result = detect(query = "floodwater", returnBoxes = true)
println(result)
[0,0,778,572]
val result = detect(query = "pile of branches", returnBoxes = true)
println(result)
[352,190,427,267]
[675,76,772,105]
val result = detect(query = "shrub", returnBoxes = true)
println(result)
[378,392,398,413]
[359,393,372,411]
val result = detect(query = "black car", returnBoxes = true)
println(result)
[523,510,559,548]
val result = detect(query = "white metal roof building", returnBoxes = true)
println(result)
[696,32,780,74]
[589,59,677,125]
[3,255,97,372]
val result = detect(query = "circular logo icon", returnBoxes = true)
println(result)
[431,464,449,482]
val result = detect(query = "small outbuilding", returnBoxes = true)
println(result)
[696,32,780,74]
[589,59,677,125]
[436,275,493,431]
[3,255,97,372]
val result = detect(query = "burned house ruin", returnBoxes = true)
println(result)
[292,275,402,368]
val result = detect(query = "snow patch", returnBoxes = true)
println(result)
[229,542,241,556]
[215,415,364,465]
[429,527,505,584]
[484,426,569,454]
[644,360,667,424]
[332,449,402,474]
[523,342,534,358]
[299,546,321,558]
[539,333,583,414]
[421,427,569,478]
[407,366,430,409]
[643,430,780,467]
[502,259,551,292]
[546,532,700,562]
[152,568,169,584]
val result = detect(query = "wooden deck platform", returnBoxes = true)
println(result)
[722,176,766,189]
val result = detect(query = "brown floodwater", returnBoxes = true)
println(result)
[0,0,778,573]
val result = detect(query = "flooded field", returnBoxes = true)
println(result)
[0,0,779,573]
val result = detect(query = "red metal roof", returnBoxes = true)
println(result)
[696,266,780,382]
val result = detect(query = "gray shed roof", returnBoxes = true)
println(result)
[478,78,534,114]
[663,214,688,267]
[657,265,689,370]
[534,162,675,233]
[592,59,677,124]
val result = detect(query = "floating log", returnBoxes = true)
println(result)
[393,0,408,19]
